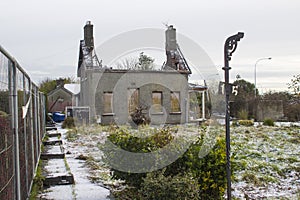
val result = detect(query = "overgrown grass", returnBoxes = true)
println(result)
[67,124,300,199]
[238,120,254,126]
[231,125,299,198]
[65,130,79,142]
[237,109,248,120]
[100,125,227,200]
[263,118,275,126]
[29,160,45,200]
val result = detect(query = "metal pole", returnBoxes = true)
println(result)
[202,91,205,120]
[223,51,232,200]
[12,61,21,200]
[223,32,244,200]
[254,57,272,97]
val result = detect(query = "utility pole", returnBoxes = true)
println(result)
[254,57,272,97]
[223,32,244,200]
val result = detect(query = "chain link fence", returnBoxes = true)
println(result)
[0,45,46,200]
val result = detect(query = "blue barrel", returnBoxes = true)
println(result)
[52,112,65,122]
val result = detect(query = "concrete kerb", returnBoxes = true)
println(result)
[40,128,74,187]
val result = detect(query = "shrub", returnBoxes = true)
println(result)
[237,109,248,120]
[263,118,274,126]
[238,120,254,126]
[102,126,174,187]
[285,103,300,121]
[62,117,75,129]
[103,125,228,200]
[165,135,227,200]
[139,170,200,200]
[130,106,150,126]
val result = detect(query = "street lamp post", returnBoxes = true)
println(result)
[254,57,272,97]
[223,32,244,200]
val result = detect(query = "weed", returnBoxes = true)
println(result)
[259,175,278,183]
[238,120,254,126]
[62,117,75,129]
[64,157,71,173]
[237,109,249,120]
[242,171,261,186]
[66,130,78,142]
[29,160,45,199]
[263,118,275,126]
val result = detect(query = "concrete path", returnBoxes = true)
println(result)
[38,126,111,200]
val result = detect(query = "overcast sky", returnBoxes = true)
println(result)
[1,0,299,92]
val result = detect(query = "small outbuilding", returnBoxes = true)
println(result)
[47,83,80,113]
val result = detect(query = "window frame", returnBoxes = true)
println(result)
[152,91,163,114]
[103,92,114,115]
[128,88,139,114]
[170,91,181,114]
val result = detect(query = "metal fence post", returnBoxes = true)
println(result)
[12,60,21,200]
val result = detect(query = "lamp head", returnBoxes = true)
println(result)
[236,32,244,41]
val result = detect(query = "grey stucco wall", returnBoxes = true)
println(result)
[256,100,284,121]
[79,68,103,122]
[83,70,189,125]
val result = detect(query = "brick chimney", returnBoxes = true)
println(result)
[84,21,94,49]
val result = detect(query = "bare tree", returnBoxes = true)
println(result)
[287,74,300,94]
[115,57,138,70]
[115,52,155,70]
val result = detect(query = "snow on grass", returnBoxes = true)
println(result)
[65,124,299,199]
[231,125,300,199]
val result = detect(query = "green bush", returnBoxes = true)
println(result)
[62,117,75,129]
[139,170,200,200]
[103,126,174,187]
[103,125,228,200]
[165,135,227,200]
[263,118,275,126]
[238,120,254,126]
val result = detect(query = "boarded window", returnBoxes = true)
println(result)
[152,91,162,113]
[171,92,180,112]
[103,92,113,113]
[128,88,139,114]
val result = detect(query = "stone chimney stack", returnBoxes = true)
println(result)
[165,25,178,70]
[166,25,177,52]
[84,21,94,49]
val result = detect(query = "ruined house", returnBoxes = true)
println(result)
[77,21,206,125]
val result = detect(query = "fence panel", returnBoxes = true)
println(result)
[0,49,14,200]
[0,45,46,200]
